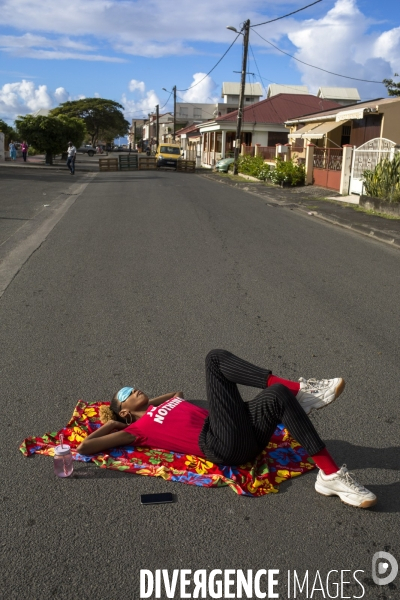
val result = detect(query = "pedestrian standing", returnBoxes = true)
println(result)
[21,141,28,162]
[9,140,17,160]
[66,141,76,175]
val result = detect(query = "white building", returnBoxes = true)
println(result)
[221,82,263,106]
[317,87,361,106]
[267,84,309,97]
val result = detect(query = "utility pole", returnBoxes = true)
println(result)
[156,104,159,147]
[173,85,177,141]
[133,121,136,150]
[233,19,250,175]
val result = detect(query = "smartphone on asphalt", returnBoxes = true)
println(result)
[140,493,174,505]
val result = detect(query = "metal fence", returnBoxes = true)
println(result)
[313,148,343,171]
[257,147,276,160]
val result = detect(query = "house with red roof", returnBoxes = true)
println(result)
[175,123,203,164]
[198,93,341,168]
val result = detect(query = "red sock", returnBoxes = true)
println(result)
[311,448,339,475]
[267,374,300,396]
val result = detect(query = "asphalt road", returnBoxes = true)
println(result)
[1,169,399,600]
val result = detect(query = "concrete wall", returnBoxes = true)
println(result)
[360,195,400,216]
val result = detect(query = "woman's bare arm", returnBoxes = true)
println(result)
[77,421,135,455]
[149,391,184,407]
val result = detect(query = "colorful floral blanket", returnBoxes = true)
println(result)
[20,401,316,496]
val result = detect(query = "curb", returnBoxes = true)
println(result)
[200,173,400,251]
[299,210,400,250]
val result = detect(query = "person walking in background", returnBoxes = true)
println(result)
[21,141,28,162]
[66,141,76,175]
[9,140,17,160]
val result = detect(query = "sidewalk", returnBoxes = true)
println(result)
[201,172,400,250]
[0,153,103,172]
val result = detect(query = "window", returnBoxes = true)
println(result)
[341,125,351,146]
[160,146,181,155]
[179,107,188,117]
[194,108,202,118]
[268,132,289,146]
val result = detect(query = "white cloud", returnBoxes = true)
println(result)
[179,74,218,103]
[128,80,145,93]
[54,87,69,103]
[0,33,126,62]
[122,81,160,120]
[0,80,70,120]
[282,0,397,98]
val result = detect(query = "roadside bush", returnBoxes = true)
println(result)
[234,155,271,180]
[267,157,305,186]
[362,153,400,202]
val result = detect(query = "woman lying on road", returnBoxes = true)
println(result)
[77,349,377,509]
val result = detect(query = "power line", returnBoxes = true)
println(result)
[252,29,384,84]
[251,0,322,28]
[176,32,241,92]
[160,91,172,111]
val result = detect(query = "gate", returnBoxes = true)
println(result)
[313,148,343,191]
[350,138,398,194]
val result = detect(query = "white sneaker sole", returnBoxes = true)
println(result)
[315,481,377,509]
[313,378,346,410]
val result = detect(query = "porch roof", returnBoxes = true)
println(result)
[290,120,339,139]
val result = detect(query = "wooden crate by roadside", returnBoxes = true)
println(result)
[138,157,157,170]
[99,158,119,172]
[119,154,138,170]
[176,160,196,173]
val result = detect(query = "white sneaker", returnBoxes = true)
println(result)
[296,377,345,414]
[315,465,377,508]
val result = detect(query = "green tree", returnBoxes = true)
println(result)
[0,118,17,147]
[382,73,400,97]
[50,98,129,146]
[16,114,86,165]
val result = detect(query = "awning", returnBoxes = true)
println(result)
[290,120,338,140]
[335,107,365,122]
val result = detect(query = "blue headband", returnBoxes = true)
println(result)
[117,387,134,402]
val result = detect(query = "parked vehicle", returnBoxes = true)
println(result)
[155,143,182,168]
[215,157,235,172]
[77,145,97,157]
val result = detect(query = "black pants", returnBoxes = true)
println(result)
[198,349,325,465]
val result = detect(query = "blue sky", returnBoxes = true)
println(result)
[0,0,399,128]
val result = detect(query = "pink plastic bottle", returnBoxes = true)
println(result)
[54,435,73,477]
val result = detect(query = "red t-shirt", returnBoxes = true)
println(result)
[125,397,208,457]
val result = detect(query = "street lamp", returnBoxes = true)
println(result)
[227,20,250,175]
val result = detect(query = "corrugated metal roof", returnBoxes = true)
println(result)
[267,84,309,97]
[175,123,202,137]
[221,82,263,97]
[214,94,341,124]
[285,96,398,123]
[317,87,361,100]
